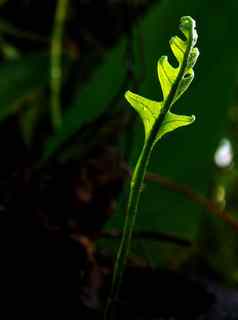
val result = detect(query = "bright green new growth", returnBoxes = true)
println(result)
[125,16,199,145]
[105,16,199,319]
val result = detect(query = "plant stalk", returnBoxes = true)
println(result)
[50,0,69,131]
[104,136,153,319]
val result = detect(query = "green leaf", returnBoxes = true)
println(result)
[125,90,195,144]
[124,91,162,140]
[125,16,199,144]
[42,41,126,162]
[156,111,195,143]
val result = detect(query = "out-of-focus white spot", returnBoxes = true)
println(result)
[214,138,233,168]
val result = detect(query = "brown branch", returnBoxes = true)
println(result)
[122,164,238,231]
[101,229,192,247]
[145,172,238,232]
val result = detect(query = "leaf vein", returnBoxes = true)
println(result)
[173,40,185,55]
[129,96,157,120]
[161,63,173,85]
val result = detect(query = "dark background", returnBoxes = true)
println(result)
[0,0,238,319]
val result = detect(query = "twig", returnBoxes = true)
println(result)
[50,0,69,130]
[0,19,49,43]
[123,165,238,231]
[145,171,238,232]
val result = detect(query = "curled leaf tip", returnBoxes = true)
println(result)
[180,16,196,28]
[179,16,197,35]
[180,16,198,46]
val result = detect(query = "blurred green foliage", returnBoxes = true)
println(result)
[0,53,49,121]
[0,0,238,284]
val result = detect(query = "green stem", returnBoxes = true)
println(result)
[50,0,68,131]
[104,136,153,319]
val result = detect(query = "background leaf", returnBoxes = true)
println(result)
[0,53,49,121]
[43,41,127,161]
